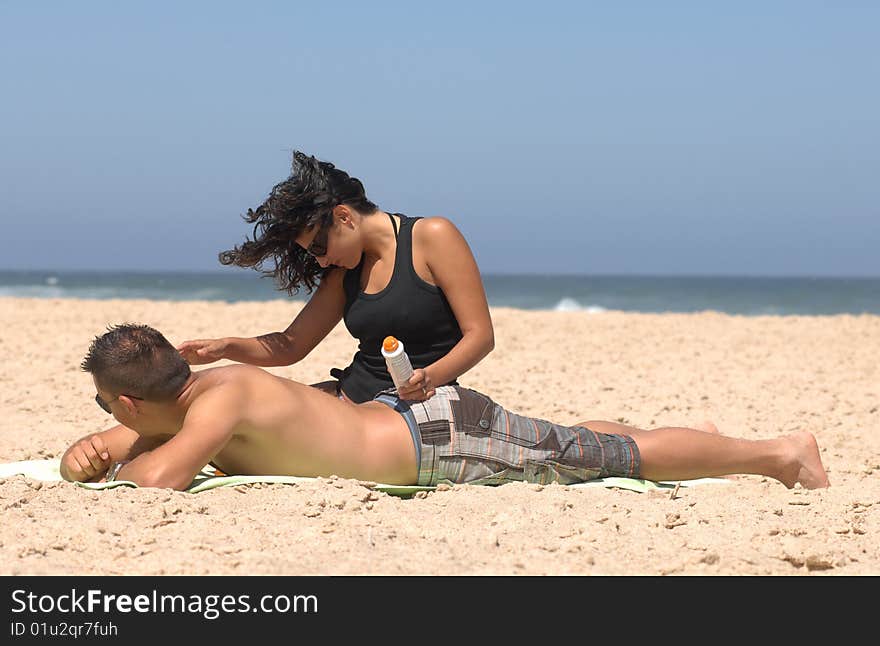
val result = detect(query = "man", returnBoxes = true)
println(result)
[61,324,830,491]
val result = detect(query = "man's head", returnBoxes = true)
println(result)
[81,324,191,429]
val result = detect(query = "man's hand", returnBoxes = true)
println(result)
[60,434,112,482]
[396,368,436,402]
[176,338,227,365]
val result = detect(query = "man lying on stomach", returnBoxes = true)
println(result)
[60,324,830,491]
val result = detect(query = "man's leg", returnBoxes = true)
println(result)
[622,426,829,489]
[574,420,720,435]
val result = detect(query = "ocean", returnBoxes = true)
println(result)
[1,270,878,315]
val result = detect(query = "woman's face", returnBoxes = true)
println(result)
[295,208,361,269]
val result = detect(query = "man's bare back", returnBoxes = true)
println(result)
[190,365,417,484]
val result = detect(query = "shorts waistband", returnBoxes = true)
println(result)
[373,393,422,473]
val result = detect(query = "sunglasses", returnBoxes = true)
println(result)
[95,393,143,414]
[305,223,330,258]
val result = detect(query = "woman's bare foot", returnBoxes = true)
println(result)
[777,431,830,489]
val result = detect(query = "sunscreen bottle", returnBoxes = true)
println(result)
[381,335,414,392]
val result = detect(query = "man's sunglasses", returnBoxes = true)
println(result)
[305,223,330,258]
[95,393,143,414]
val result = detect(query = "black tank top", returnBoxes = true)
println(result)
[333,213,464,403]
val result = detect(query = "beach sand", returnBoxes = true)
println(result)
[1,297,877,575]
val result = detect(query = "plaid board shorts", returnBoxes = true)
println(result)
[375,385,641,487]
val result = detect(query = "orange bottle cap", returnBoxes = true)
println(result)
[383,336,399,352]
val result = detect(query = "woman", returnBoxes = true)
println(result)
[177,151,494,403]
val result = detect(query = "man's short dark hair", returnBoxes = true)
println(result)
[81,324,191,401]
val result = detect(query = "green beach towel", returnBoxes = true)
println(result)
[0,459,729,496]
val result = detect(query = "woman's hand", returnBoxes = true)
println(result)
[397,368,436,401]
[176,338,228,365]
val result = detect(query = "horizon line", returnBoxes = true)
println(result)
[1,267,879,280]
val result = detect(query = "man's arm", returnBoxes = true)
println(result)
[59,424,163,482]
[114,388,242,490]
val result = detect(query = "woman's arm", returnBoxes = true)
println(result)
[402,218,494,395]
[177,268,347,367]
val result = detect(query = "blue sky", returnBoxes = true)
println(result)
[1,1,877,276]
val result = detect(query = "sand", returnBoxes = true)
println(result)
[0,297,877,575]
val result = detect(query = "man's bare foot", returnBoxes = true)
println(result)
[695,420,720,435]
[778,431,830,489]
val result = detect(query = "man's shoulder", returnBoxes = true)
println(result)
[199,363,268,385]
[188,367,255,415]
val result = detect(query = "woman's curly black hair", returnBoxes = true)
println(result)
[219,151,378,294]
